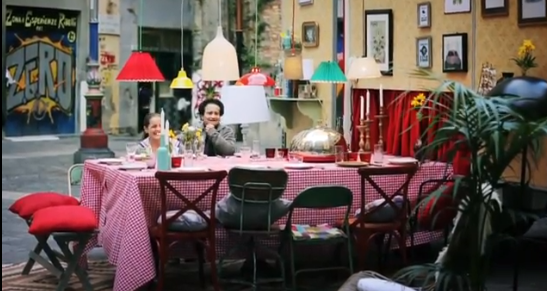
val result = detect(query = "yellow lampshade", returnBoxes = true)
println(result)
[170,70,194,89]
[283,50,303,80]
[201,26,239,81]
[346,57,382,80]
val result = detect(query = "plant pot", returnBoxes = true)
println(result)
[497,72,514,84]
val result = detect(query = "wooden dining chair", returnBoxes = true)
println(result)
[349,164,418,270]
[152,170,227,291]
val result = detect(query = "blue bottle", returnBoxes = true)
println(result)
[156,135,171,170]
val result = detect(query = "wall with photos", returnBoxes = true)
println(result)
[281,0,547,187]
[280,1,335,139]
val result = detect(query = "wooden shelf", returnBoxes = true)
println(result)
[268,97,323,129]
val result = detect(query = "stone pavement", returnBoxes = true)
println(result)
[2,136,136,264]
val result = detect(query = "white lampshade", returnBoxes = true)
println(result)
[346,57,382,80]
[201,26,239,81]
[221,86,270,125]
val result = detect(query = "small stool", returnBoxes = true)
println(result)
[9,192,80,274]
[28,205,98,291]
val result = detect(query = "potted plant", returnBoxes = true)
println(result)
[512,40,537,76]
[394,70,547,290]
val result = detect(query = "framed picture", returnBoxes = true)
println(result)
[299,0,313,6]
[442,33,468,73]
[364,9,393,75]
[445,0,472,14]
[416,37,432,68]
[418,2,431,27]
[518,0,547,26]
[302,21,319,47]
[482,0,509,17]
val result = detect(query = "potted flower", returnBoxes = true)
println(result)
[180,123,202,154]
[512,39,537,76]
[394,70,547,290]
[411,93,426,160]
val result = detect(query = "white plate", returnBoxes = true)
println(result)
[388,157,418,164]
[119,163,146,170]
[233,164,268,169]
[284,163,314,170]
[98,158,124,164]
[174,167,209,172]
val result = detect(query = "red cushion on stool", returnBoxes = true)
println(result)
[29,205,98,235]
[417,183,457,230]
[9,192,79,220]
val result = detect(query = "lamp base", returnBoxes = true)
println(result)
[73,128,115,163]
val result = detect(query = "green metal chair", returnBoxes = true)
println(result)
[281,185,354,289]
[67,163,84,198]
[218,167,288,290]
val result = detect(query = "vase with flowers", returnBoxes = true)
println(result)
[410,93,427,160]
[180,123,202,165]
[512,39,537,76]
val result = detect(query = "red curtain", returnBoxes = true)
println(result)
[351,89,454,160]
[425,95,453,161]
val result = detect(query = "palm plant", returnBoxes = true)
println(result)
[393,70,547,290]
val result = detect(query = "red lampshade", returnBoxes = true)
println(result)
[236,67,275,87]
[116,51,165,82]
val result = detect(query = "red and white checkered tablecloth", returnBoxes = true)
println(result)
[80,158,451,291]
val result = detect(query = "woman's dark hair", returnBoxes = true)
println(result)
[142,112,160,139]
[198,99,224,116]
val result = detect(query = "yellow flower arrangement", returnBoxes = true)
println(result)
[411,93,426,120]
[181,123,202,144]
[512,39,537,76]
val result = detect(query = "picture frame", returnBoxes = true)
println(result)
[298,0,313,6]
[302,21,319,47]
[364,9,393,75]
[416,37,432,68]
[518,0,547,26]
[445,0,472,14]
[417,2,431,28]
[442,33,468,73]
[482,0,509,17]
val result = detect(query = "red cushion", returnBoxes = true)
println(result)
[9,192,79,220]
[417,183,458,230]
[29,205,98,235]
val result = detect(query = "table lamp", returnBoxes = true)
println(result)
[346,57,382,81]
[220,86,271,145]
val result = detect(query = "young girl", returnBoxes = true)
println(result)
[139,113,179,154]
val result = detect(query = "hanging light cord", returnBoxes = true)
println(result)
[291,0,296,52]
[254,0,258,66]
[218,0,222,25]
[138,0,143,50]
[180,0,184,69]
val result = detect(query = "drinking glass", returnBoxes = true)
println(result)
[126,142,139,161]
[373,144,384,164]
[195,139,205,160]
[251,140,261,159]
[239,146,252,160]
[265,148,276,158]
[334,145,346,163]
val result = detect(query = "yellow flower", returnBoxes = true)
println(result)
[411,93,426,108]
[518,40,535,58]
[169,129,176,138]
[196,131,201,139]
[181,123,189,131]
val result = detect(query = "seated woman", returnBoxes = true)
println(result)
[139,113,179,154]
[198,99,236,156]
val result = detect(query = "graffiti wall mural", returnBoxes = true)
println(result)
[4,6,78,136]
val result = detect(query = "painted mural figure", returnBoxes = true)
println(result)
[4,6,78,136]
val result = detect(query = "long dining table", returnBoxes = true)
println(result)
[80,156,452,291]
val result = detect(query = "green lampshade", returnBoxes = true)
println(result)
[310,61,347,83]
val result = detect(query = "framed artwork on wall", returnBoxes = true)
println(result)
[482,0,509,17]
[418,2,432,27]
[518,0,547,26]
[442,33,468,73]
[364,9,393,75]
[445,0,472,14]
[416,37,432,68]
[302,21,319,47]
[299,0,313,6]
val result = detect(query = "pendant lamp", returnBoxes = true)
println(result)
[346,57,381,80]
[116,0,164,82]
[201,0,239,81]
[236,0,275,87]
[170,0,193,88]
[283,0,303,80]
[310,61,347,83]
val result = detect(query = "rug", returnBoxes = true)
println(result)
[2,261,115,290]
